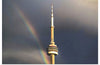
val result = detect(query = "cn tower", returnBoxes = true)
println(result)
[48,4,58,64]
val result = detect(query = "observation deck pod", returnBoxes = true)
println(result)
[48,44,58,55]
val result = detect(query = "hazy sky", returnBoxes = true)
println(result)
[3,0,98,64]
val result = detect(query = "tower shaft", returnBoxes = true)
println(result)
[51,26,54,44]
[50,54,55,64]
[50,4,55,64]
[48,4,58,64]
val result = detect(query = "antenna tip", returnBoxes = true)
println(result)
[51,3,53,8]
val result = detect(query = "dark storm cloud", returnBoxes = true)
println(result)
[3,0,98,64]
[53,0,98,35]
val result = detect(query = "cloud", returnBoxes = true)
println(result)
[3,49,46,64]
[30,0,98,35]
[3,38,49,64]
[52,0,98,35]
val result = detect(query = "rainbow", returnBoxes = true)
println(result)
[15,5,50,64]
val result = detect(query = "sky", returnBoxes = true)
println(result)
[2,0,98,64]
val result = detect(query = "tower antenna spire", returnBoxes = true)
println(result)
[48,3,58,64]
[51,3,54,44]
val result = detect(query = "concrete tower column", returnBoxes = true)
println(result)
[48,4,58,64]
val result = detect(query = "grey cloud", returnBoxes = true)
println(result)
[3,50,45,64]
